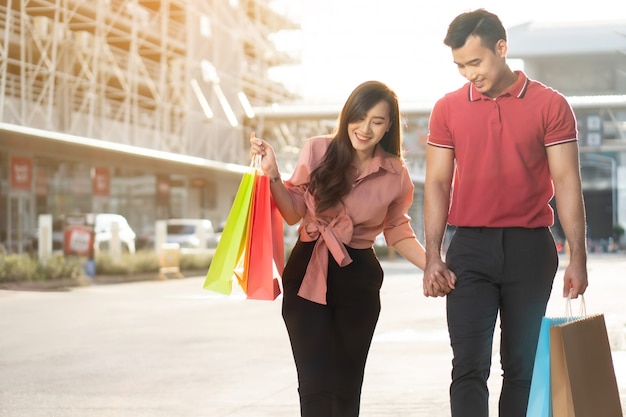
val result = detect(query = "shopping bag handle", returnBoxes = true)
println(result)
[250,154,262,172]
[565,289,586,317]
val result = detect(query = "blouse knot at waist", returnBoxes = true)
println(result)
[297,213,354,304]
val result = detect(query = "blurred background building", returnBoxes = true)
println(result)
[508,20,626,249]
[0,0,300,253]
[247,19,626,250]
[1,2,625,255]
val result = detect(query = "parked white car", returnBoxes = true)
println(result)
[164,219,219,251]
[91,213,136,254]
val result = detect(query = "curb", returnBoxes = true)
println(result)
[0,270,206,292]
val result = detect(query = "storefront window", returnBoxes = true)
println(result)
[0,150,7,244]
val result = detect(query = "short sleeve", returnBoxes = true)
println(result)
[544,93,578,146]
[427,97,454,149]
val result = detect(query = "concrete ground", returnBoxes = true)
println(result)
[0,253,624,417]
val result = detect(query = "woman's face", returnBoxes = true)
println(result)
[347,100,392,158]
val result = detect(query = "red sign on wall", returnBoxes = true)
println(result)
[92,167,110,196]
[10,156,33,191]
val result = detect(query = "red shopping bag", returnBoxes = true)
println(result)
[244,173,283,300]
[203,166,256,295]
[271,192,285,277]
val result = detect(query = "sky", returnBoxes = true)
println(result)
[269,0,626,105]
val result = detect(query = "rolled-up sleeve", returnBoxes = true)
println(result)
[383,165,416,246]
[285,141,313,218]
[285,136,332,218]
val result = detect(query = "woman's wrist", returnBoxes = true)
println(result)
[267,166,281,182]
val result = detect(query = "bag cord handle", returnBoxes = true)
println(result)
[250,154,262,172]
[565,289,586,317]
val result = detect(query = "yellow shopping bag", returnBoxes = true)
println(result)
[203,165,257,295]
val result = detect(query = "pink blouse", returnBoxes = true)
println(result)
[285,136,416,304]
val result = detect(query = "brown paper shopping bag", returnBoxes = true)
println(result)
[550,296,623,417]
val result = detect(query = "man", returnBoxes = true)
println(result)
[423,9,588,417]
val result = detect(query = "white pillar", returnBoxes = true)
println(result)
[38,214,53,262]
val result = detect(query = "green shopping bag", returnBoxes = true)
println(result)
[203,165,257,294]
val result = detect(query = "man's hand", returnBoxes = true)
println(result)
[562,260,588,298]
[423,258,456,297]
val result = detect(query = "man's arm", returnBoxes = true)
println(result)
[546,141,588,297]
[423,145,456,297]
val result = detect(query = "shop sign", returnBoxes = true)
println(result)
[10,156,33,191]
[92,167,110,196]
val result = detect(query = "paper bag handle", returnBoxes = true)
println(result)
[565,289,586,317]
[250,154,262,172]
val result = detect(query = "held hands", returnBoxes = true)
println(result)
[423,257,456,297]
[249,132,280,179]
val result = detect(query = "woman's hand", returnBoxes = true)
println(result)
[249,132,280,178]
[423,257,456,297]
[249,132,301,224]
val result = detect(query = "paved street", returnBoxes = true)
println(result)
[0,254,625,417]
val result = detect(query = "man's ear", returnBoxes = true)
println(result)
[496,39,507,58]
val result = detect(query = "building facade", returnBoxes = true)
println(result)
[0,0,300,253]
[2,6,625,254]
[508,20,626,248]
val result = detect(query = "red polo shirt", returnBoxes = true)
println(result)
[427,71,578,228]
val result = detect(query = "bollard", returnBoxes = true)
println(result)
[159,243,183,279]
[38,214,53,263]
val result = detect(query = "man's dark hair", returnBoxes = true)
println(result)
[444,9,507,52]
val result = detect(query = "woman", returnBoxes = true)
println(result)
[250,80,455,417]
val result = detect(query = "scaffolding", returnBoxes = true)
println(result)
[0,0,300,164]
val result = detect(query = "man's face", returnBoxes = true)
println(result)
[451,35,509,98]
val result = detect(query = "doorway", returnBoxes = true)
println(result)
[5,193,35,254]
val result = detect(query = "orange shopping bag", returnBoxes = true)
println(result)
[233,181,257,293]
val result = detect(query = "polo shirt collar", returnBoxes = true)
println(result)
[468,70,530,101]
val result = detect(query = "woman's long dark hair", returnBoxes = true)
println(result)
[308,80,403,214]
